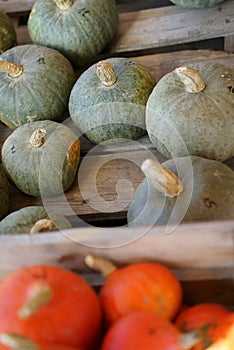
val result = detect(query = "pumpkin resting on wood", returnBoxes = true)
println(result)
[169,0,226,7]
[146,63,234,161]
[0,9,17,54]
[0,169,9,220]
[127,156,234,226]
[1,120,80,197]
[0,44,75,129]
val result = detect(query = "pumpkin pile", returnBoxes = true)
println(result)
[0,260,232,349]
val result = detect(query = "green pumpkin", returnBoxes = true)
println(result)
[0,9,17,54]
[0,44,75,129]
[0,206,71,234]
[0,169,9,220]
[127,156,234,226]
[69,58,156,144]
[27,0,119,68]
[146,63,234,161]
[2,120,80,197]
[169,0,226,7]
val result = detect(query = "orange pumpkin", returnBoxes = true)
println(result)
[85,256,183,326]
[175,303,231,350]
[0,265,102,349]
[101,310,199,350]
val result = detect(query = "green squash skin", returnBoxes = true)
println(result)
[0,169,9,220]
[170,0,226,7]
[27,0,119,68]
[69,57,156,144]
[2,120,80,197]
[127,156,234,226]
[146,62,234,161]
[0,206,71,234]
[0,9,17,54]
[0,44,76,129]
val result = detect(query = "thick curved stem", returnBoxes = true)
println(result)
[0,333,39,350]
[53,0,73,10]
[175,66,206,93]
[0,59,23,77]
[30,219,55,234]
[30,128,47,148]
[141,159,183,197]
[85,255,117,278]
[95,61,117,87]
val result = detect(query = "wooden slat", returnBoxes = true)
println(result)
[224,34,234,52]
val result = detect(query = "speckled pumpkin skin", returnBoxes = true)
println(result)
[0,169,9,220]
[127,156,234,226]
[69,57,156,144]
[0,9,17,54]
[0,206,71,234]
[0,44,75,129]
[146,62,234,161]
[169,0,226,7]
[28,0,119,68]
[2,120,80,197]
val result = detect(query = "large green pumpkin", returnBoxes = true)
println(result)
[27,0,119,68]
[146,63,234,161]
[0,9,17,54]
[169,0,226,7]
[127,156,234,226]
[0,169,9,220]
[69,58,156,144]
[2,120,80,197]
[0,206,71,234]
[0,44,75,129]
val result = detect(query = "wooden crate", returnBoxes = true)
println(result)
[0,0,233,307]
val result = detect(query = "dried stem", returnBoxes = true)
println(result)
[175,66,206,93]
[85,255,117,277]
[30,219,55,234]
[30,128,47,148]
[0,333,39,350]
[95,61,117,87]
[53,0,73,10]
[0,59,24,77]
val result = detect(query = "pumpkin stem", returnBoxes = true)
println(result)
[175,66,206,93]
[18,284,52,319]
[85,255,117,277]
[30,219,55,234]
[180,330,201,350]
[53,0,73,10]
[0,59,24,78]
[30,128,47,148]
[95,61,117,87]
[141,159,183,197]
[0,333,39,350]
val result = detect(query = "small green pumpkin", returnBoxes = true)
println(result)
[127,156,234,226]
[0,169,9,220]
[0,44,75,129]
[169,0,226,7]
[27,0,119,68]
[146,63,234,161]
[2,120,80,197]
[0,9,17,54]
[69,58,156,144]
[0,206,71,234]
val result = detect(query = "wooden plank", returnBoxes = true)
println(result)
[224,34,234,52]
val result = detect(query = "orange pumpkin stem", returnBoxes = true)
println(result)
[0,333,39,349]
[53,0,73,10]
[30,128,47,148]
[0,59,24,78]
[141,159,183,197]
[30,219,55,234]
[95,61,117,87]
[18,284,52,319]
[175,66,206,93]
[85,255,117,278]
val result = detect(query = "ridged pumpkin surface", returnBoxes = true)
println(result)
[146,62,234,161]
[2,120,80,197]
[169,0,226,7]
[69,57,156,144]
[0,9,17,54]
[0,44,75,129]
[127,156,234,226]
[0,169,9,220]
[0,206,71,234]
[28,0,119,68]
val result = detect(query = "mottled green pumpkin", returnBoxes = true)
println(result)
[146,62,234,161]
[0,9,17,54]
[69,58,156,144]
[0,206,71,234]
[127,156,234,226]
[169,0,226,7]
[2,120,80,197]
[0,44,75,129]
[27,0,119,68]
[0,169,9,220]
